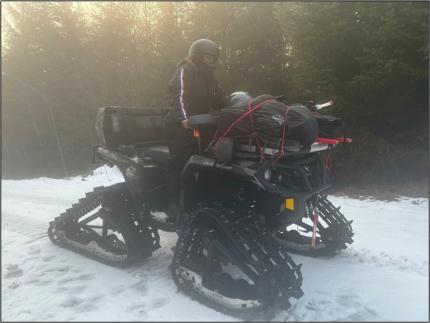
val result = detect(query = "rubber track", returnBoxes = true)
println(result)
[277,194,354,256]
[48,183,160,267]
[171,207,303,319]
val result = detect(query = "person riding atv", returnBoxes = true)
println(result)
[166,38,229,223]
[48,42,354,319]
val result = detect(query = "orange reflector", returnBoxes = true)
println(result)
[193,129,200,138]
[285,198,294,211]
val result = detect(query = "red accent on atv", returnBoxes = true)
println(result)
[316,137,352,145]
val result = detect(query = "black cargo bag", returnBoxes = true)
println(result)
[95,106,166,147]
[217,95,277,138]
[253,102,318,147]
[218,97,319,148]
[283,104,319,147]
[314,114,345,139]
[217,106,253,137]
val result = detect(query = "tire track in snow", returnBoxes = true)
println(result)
[281,290,379,321]
[2,191,74,206]
[2,212,48,238]
[337,248,428,276]
[2,213,107,321]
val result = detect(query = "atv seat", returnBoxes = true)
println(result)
[142,145,170,166]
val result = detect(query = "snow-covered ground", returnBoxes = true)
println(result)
[2,166,429,321]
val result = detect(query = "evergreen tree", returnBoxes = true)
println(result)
[2,2,428,185]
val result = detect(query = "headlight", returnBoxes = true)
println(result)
[264,169,272,181]
[277,173,283,183]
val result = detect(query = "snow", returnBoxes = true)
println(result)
[2,165,429,321]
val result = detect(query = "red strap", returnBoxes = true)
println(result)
[311,207,319,248]
[324,150,333,173]
[210,129,219,145]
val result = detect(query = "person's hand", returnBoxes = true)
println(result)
[182,119,189,129]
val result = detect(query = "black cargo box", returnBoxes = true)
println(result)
[95,106,167,147]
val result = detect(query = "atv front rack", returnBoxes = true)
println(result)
[237,141,328,156]
[316,137,352,145]
[236,136,351,157]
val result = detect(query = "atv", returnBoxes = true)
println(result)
[48,99,353,319]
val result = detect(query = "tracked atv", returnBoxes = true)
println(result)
[48,99,353,318]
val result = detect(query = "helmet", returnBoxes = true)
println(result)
[188,39,220,68]
[229,91,252,106]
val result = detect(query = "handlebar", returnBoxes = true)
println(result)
[315,101,335,110]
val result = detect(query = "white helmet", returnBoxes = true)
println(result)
[229,91,252,107]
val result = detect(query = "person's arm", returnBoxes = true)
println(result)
[169,64,194,126]
[213,81,229,110]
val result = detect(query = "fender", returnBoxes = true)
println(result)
[180,155,257,213]
[181,155,254,184]
[94,145,144,196]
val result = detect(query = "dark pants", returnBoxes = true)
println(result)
[166,126,197,205]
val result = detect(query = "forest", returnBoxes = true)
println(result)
[2,2,428,196]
